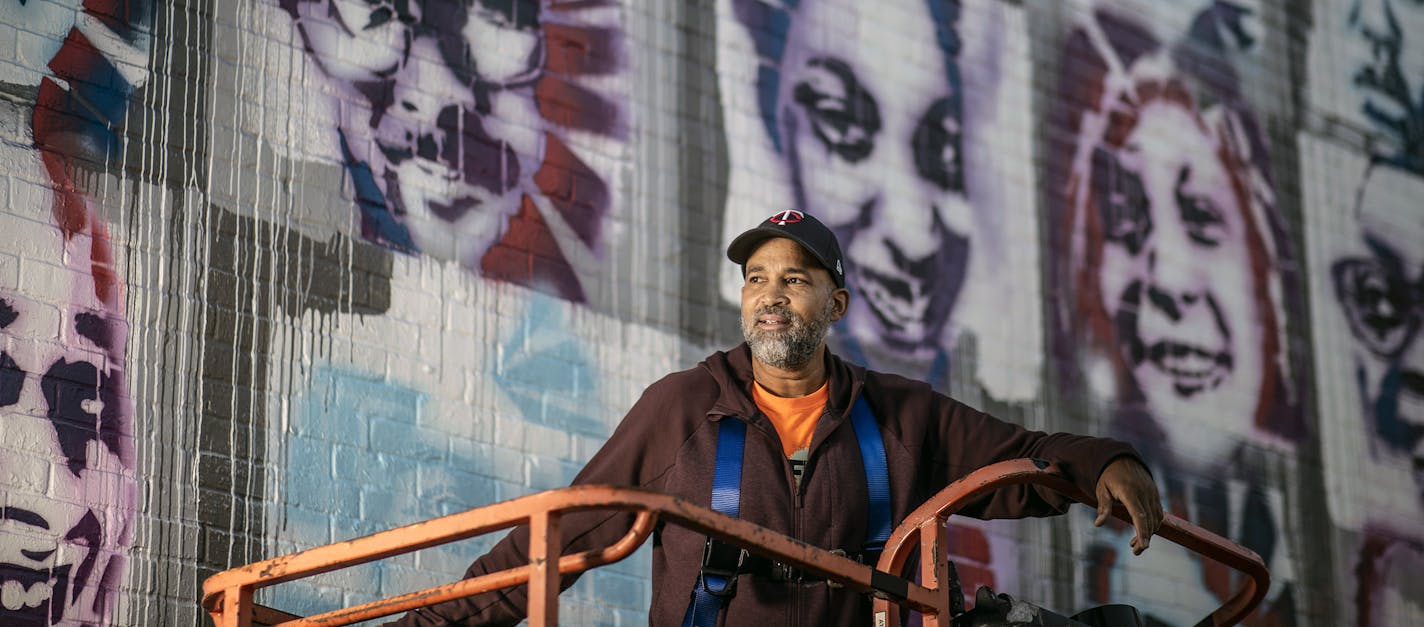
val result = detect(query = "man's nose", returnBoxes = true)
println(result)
[757,282,790,307]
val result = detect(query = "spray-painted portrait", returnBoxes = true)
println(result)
[281,0,621,302]
[1051,5,1302,624]
[716,0,1044,400]
[1,1,147,624]
[1304,152,1424,626]
[0,174,134,627]
[1335,162,1424,625]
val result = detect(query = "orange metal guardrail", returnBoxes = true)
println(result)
[202,458,1269,627]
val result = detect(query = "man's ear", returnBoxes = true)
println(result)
[830,287,850,322]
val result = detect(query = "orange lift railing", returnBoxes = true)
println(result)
[202,458,1270,627]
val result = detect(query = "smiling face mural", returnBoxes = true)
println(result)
[1050,4,1304,624]
[282,0,621,302]
[1077,79,1276,466]
[773,0,971,360]
[718,0,1043,400]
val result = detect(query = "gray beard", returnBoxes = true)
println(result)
[741,299,834,370]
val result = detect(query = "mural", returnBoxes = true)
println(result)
[1305,0,1424,623]
[279,0,623,302]
[1303,142,1424,627]
[263,284,658,621]
[715,0,1043,401]
[1048,3,1303,624]
[1,0,150,624]
[1338,0,1423,171]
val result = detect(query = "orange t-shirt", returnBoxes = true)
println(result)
[752,380,828,458]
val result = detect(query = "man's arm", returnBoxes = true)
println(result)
[385,377,692,626]
[919,389,1158,529]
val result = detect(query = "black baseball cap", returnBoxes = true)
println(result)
[726,210,845,287]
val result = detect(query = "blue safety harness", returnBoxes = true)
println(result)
[681,395,890,627]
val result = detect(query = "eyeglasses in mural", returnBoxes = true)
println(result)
[280,0,622,302]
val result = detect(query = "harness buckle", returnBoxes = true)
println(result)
[699,538,746,597]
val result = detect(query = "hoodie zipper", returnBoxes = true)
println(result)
[745,413,806,627]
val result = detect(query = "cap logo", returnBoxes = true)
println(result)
[767,210,804,226]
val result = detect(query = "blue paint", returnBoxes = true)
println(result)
[495,293,604,436]
[1368,364,1413,450]
[277,367,506,613]
[340,133,419,253]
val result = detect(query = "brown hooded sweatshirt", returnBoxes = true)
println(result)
[390,344,1141,626]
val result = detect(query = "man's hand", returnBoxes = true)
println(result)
[1094,457,1163,555]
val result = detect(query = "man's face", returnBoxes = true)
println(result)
[778,0,970,353]
[1,224,131,625]
[1332,164,1424,506]
[1094,102,1265,465]
[1345,0,1424,147]
[740,238,846,370]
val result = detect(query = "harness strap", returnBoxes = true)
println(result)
[682,395,890,625]
[849,395,892,550]
[682,419,745,627]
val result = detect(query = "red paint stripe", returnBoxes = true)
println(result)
[534,133,606,250]
[481,196,586,302]
[535,75,620,138]
[544,24,618,76]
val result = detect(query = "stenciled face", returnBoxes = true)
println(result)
[373,35,525,262]
[778,0,970,355]
[1094,101,1265,466]
[1333,164,1424,505]
[1,226,131,625]
[1345,0,1424,147]
[295,0,545,263]
[290,0,418,83]
[741,238,847,370]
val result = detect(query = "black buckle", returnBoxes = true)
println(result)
[768,561,801,583]
[699,538,745,597]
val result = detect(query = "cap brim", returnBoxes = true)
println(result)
[726,227,788,265]
[726,227,842,287]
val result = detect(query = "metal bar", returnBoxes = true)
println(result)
[918,520,949,627]
[871,459,1269,627]
[528,511,561,626]
[204,460,1269,627]
[269,511,659,627]
[209,586,252,627]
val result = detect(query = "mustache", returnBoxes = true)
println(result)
[754,305,799,323]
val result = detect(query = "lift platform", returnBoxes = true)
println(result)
[202,458,1269,626]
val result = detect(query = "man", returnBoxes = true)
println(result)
[390,211,1163,626]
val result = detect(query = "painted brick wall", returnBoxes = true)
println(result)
[0,1,1419,626]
